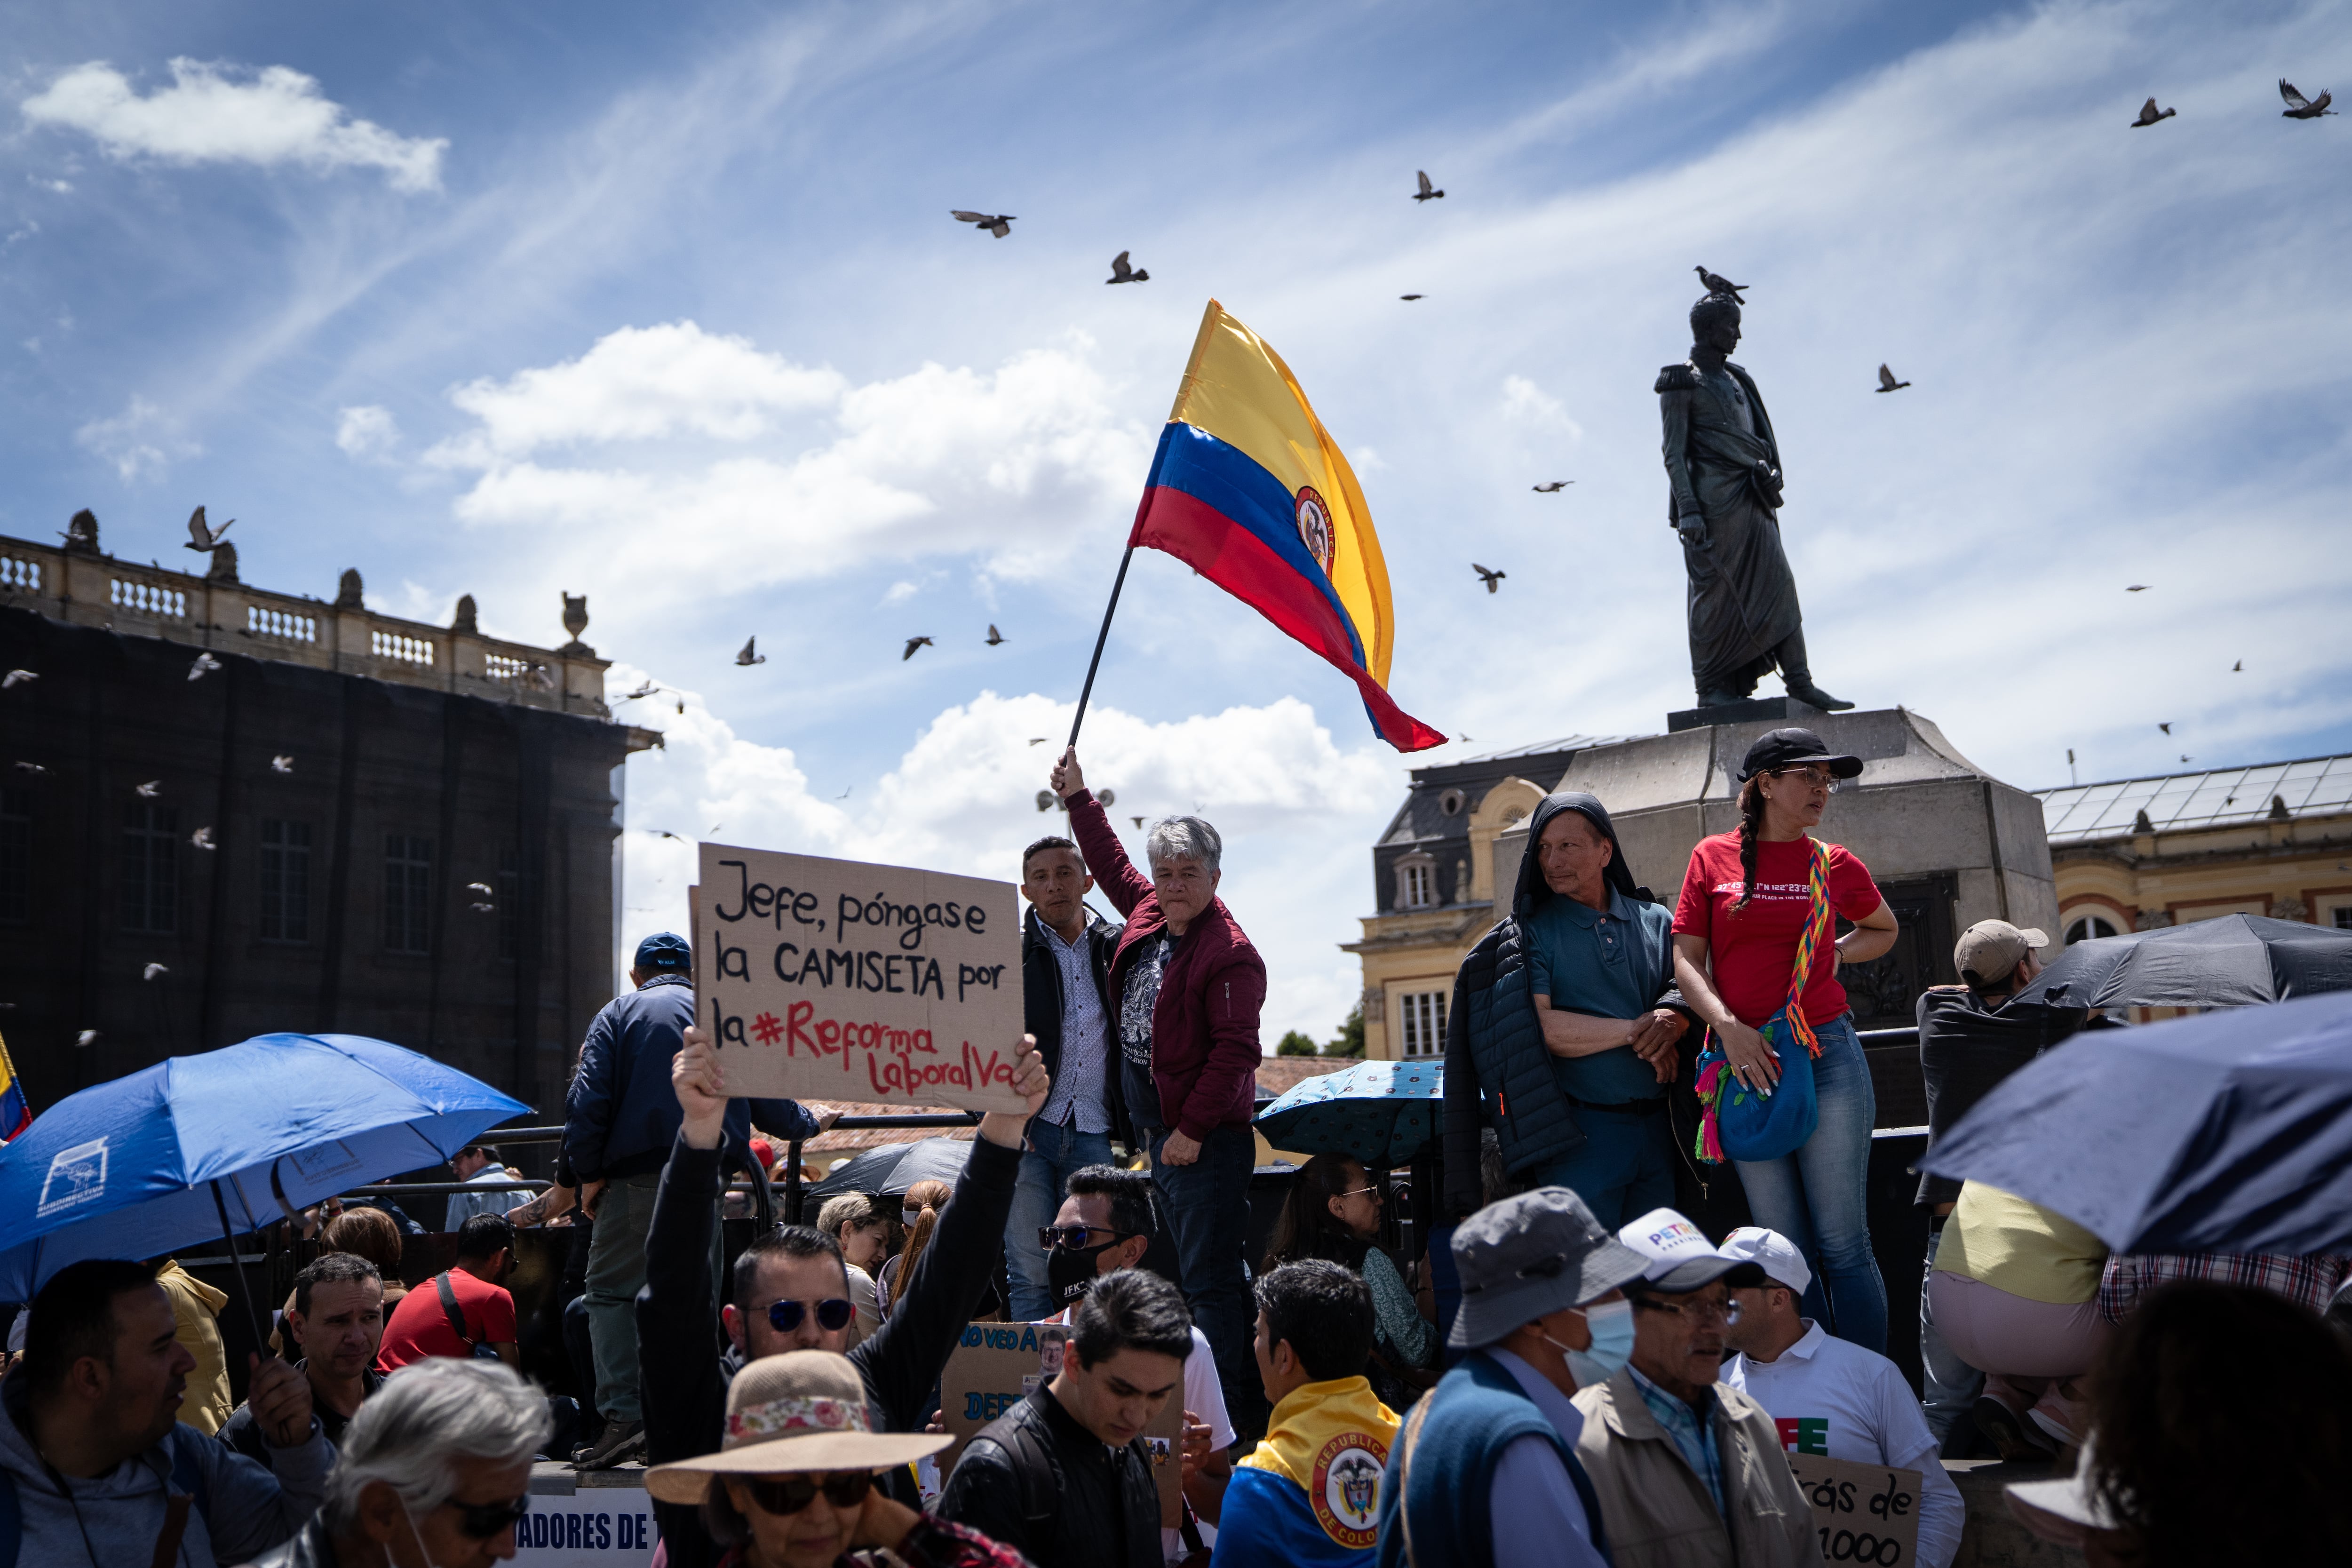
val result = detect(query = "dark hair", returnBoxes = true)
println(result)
[294,1252,383,1317]
[2087,1282,2352,1566]
[1073,1268,1193,1368]
[459,1144,501,1163]
[321,1205,405,1276]
[1264,1153,1371,1273]
[455,1213,514,1262]
[1255,1259,1374,1383]
[730,1225,846,1312]
[1065,1165,1156,1242]
[1022,836,1083,873]
[1732,774,1767,912]
[25,1258,161,1397]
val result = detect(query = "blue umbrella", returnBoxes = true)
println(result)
[0,1032,529,1302]
[1917,990,2352,1254]
[1255,1059,1442,1167]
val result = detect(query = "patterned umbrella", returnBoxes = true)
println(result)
[1254,1059,1443,1167]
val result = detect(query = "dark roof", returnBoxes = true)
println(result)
[1377,735,1635,851]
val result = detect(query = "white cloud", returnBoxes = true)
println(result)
[335,404,399,459]
[75,397,198,481]
[20,59,446,192]
[881,580,921,605]
[1498,375,1583,442]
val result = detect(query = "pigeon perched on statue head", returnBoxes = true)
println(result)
[1695,266,1748,300]
[950,210,1015,237]
[1414,170,1444,202]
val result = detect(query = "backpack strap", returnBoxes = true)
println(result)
[435,1272,476,1351]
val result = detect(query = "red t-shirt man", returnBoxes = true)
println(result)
[1672,834,1884,1029]
[377,1230,520,1371]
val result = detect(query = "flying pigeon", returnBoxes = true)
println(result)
[2280,80,2336,119]
[2181,755,2193,764]
[144,963,169,981]
[1458,733,1473,743]
[2132,97,2176,127]
[76,1029,97,1047]
[1398,294,1424,301]
[135,780,160,797]
[1414,170,1445,202]
[1106,251,1149,285]
[1131,816,1144,829]
[986,625,1005,646]
[467,882,493,896]
[1532,481,1573,493]
[12,762,45,775]
[1695,266,1748,300]
[1472,563,1506,594]
[2,670,35,689]
[1875,365,1911,393]
[189,652,222,680]
[903,636,934,661]
[2233,660,2242,672]
[951,210,1016,237]
[2126,584,2150,592]
[469,902,495,913]
[191,826,215,850]
[2159,722,2172,734]
[623,680,661,700]
[736,637,766,667]
[1027,737,1049,746]
[183,506,233,552]
[271,755,293,773]
[836,786,851,800]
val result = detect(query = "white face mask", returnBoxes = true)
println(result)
[398,1498,445,1568]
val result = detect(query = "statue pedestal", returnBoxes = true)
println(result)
[1664,695,1830,734]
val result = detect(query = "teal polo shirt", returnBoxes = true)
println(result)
[1524,888,1677,1104]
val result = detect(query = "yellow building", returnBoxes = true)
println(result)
[2034,754,2352,938]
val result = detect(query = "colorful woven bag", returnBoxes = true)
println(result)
[1692,836,1831,1164]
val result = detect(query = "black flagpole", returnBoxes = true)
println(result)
[209,1178,271,1356]
[1066,543,1136,749]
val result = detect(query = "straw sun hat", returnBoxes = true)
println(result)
[645,1350,949,1505]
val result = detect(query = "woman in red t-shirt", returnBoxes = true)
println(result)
[1670,727,1899,1352]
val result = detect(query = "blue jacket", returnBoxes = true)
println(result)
[1375,1353,1609,1568]
[564,974,818,1181]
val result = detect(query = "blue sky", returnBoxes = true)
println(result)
[5,0,2349,1040]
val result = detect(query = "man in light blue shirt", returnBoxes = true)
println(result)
[441,1143,515,1232]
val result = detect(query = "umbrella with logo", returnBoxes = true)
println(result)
[1255,1059,1443,1167]
[2012,913,2352,1011]
[0,1033,529,1320]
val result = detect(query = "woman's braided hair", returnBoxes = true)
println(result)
[1732,773,1769,911]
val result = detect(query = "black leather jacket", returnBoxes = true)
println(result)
[242,1516,342,1568]
[935,1385,1160,1568]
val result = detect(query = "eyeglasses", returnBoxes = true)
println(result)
[1335,1184,1382,1200]
[1633,1295,1742,1325]
[1771,766,1839,791]
[744,1472,875,1516]
[449,1496,532,1539]
[765,1297,856,1334]
[1039,1225,1126,1251]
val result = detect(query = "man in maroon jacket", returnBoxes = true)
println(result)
[1052,745,1267,1432]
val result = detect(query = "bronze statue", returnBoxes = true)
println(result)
[1658,293,1851,711]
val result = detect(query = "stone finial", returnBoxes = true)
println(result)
[2133,808,2153,834]
[335,568,365,609]
[2268,794,2291,821]
[452,594,479,634]
[557,591,594,656]
[63,508,100,554]
[2134,909,2175,931]
[2270,895,2309,922]
[205,541,239,584]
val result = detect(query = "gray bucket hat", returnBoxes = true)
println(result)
[1447,1186,1651,1349]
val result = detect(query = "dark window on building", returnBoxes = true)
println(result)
[0,786,29,924]
[259,819,312,942]
[384,834,434,954]
[123,802,179,933]
[2335,907,2352,932]
[496,848,522,963]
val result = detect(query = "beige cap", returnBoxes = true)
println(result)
[644,1350,947,1505]
[1953,920,2049,989]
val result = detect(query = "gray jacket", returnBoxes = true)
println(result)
[0,1364,333,1568]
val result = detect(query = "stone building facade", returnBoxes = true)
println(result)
[0,516,659,1124]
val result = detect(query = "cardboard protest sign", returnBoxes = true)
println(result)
[939,1321,1183,1527]
[1787,1454,1923,1566]
[692,844,1025,1113]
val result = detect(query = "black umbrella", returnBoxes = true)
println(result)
[2012,913,2352,1011]
[804,1137,977,1202]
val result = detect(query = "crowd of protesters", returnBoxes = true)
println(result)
[4,727,2352,1568]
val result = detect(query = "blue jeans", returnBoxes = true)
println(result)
[1732,1013,1888,1352]
[1525,1105,1677,1231]
[1149,1122,1260,1429]
[1919,1212,1983,1440]
[1005,1119,1117,1321]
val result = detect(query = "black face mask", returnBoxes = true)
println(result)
[1047,1242,1116,1308]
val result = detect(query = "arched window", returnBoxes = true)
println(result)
[2065,915,2119,944]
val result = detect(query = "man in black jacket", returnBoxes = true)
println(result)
[638,1021,1049,1568]
[1009,834,1125,1320]
[938,1268,1189,1568]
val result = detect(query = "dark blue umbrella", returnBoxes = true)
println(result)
[2012,912,2352,1011]
[1255,1059,1442,1167]
[0,1032,529,1301]
[1918,990,2352,1254]
[804,1137,976,1202]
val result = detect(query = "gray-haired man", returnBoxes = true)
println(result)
[1053,747,1268,1434]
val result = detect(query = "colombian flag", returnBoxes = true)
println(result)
[1131,302,1445,751]
[0,1033,30,1143]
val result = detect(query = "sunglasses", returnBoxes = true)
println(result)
[1038,1225,1125,1251]
[1633,1294,1742,1325]
[744,1471,874,1516]
[450,1496,532,1540]
[765,1297,856,1334]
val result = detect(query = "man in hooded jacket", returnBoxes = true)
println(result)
[1443,794,1692,1230]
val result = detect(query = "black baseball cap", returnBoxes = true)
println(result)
[635,932,692,972]
[1737,727,1862,783]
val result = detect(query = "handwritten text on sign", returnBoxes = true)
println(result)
[1786,1455,1921,1566]
[694,844,1025,1113]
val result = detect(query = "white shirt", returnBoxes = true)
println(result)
[1485,1350,1609,1568]
[1035,913,1113,1133]
[1724,1321,1965,1568]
